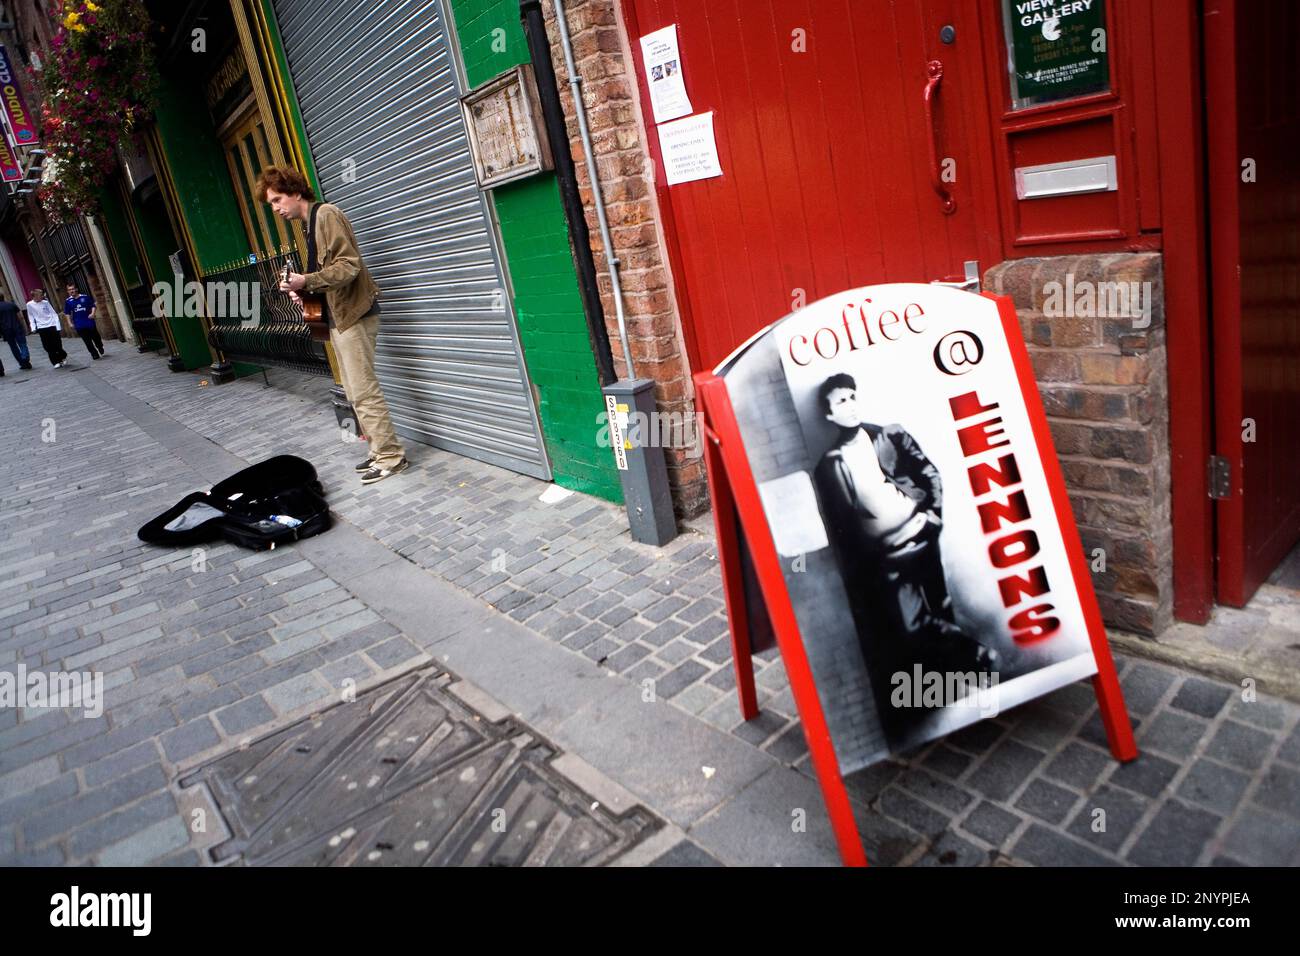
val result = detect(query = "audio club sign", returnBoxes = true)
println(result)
[0,46,38,145]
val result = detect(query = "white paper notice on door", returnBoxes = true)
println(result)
[657,112,723,186]
[640,24,692,123]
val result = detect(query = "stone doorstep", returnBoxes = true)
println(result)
[1108,628,1300,706]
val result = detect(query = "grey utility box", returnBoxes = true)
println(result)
[602,378,678,546]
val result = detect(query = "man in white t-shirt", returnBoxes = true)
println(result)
[26,288,68,368]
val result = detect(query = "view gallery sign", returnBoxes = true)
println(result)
[694,284,1137,865]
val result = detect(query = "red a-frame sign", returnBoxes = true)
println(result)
[693,288,1138,867]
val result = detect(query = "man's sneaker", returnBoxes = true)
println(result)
[354,457,374,474]
[360,458,409,485]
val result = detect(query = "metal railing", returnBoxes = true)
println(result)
[42,221,92,275]
[126,285,168,352]
[203,250,330,376]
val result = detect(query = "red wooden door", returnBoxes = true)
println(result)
[624,0,1004,370]
[1205,0,1300,606]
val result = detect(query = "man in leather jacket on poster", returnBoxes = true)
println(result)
[812,373,997,731]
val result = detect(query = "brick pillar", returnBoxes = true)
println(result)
[85,270,118,341]
[540,0,709,517]
[984,253,1173,636]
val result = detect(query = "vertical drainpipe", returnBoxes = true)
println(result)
[549,0,634,379]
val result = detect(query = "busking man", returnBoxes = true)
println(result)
[256,165,408,485]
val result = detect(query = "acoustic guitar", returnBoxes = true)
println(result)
[281,259,329,342]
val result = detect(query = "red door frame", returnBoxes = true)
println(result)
[1158,1,1215,623]
[1201,0,1300,606]
[1203,0,1242,606]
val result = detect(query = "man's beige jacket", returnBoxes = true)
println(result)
[301,203,380,333]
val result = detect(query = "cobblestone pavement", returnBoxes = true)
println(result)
[1,344,1298,866]
[78,347,800,742]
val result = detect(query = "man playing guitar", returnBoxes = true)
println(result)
[257,165,409,485]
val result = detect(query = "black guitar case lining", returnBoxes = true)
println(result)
[138,455,332,551]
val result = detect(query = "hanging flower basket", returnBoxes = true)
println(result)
[37,0,159,222]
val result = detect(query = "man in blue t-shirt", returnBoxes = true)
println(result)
[64,283,104,360]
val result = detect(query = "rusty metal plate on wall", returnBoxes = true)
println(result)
[460,65,553,189]
[181,668,658,866]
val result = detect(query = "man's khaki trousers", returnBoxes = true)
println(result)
[330,315,405,469]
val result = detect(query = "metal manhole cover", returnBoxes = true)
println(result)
[181,667,659,866]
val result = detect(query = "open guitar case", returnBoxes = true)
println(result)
[138,455,332,551]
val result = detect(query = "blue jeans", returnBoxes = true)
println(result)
[3,330,29,365]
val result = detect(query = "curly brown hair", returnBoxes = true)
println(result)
[254,165,316,203]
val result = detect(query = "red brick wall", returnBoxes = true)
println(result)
[985,253,1173,636]
[539,0,709,517]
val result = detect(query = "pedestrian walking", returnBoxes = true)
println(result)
[257,165,409,486]
[63,283,104,359]
[26,288,67,368]
[0,292,32,372]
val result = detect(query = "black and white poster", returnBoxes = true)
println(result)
[718,284,1098,770]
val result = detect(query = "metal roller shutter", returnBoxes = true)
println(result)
[273,0,550,479]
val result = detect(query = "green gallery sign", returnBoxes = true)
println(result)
[1004,0,1110,107]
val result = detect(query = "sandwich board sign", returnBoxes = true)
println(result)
[694,284,1137,866]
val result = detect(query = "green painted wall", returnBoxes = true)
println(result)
[147,83,220,368]
[133,191,176,289]
[153,80,250,273]
[154,78,264,374]
[453,0,531,82]
[450,0,621,503]
[97,186,143,292]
